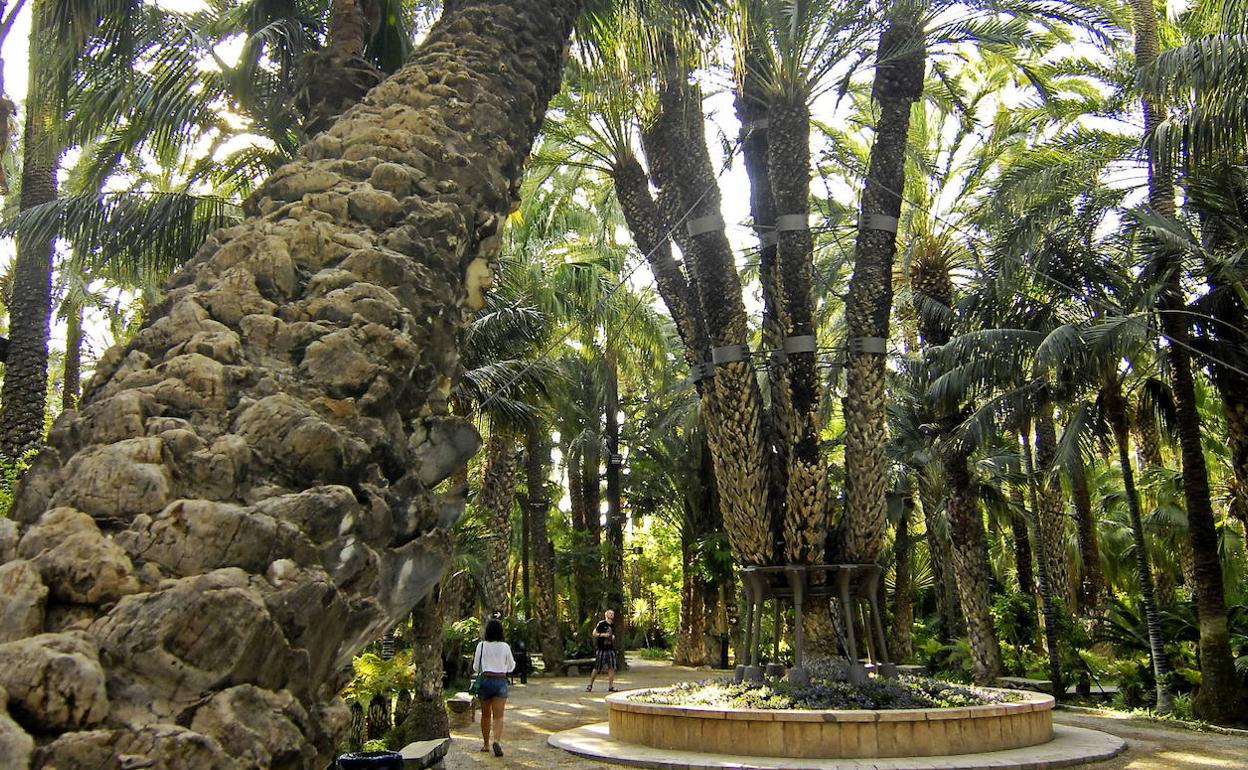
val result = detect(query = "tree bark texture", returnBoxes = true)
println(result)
[480,428,519,616]
[1104,379,1174,712]
[61,300,84,413]
[524,425,563,673]
[890,498,914,660]
[1069,458,1103,614]
[943,450,1003,683]
[0,0,60,462]
[1032,403,1074,608]
[1022,426,1066,696]
[1131,0,1245,724]
[0,2,581,767]
[842,9,925,563]
[1008,483,1036,597]
[604,357,626,627]
[391,592,450,743]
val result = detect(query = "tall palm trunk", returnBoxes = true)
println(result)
[61,299,83,413]
[0,1,582,766]
[1031,403,1073,608]
[674,509,708,667]
[1069,458,1103,614]
[604,356,627,651]
[643,42,771,565]
[843,6,925,562]
[944,450,1003,683]
[566,445,594,624]
[1022,425,1066,696]
[1221,386,1248,558]
[480,428,519,616]
[890,498,914,660]
[1131,0,1244,723]
[525,425,563,674]
[1104,379,1174,712]
[919,491,963,639]
[392,592,450,743]
[1007,483,1036,597]
[0,0,61,461]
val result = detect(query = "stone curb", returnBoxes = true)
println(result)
[549,722,1127,770]
[1057,704,1248,738]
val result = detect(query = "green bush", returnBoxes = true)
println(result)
[632,675,1019,711]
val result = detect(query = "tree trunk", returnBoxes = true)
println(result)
[1032,403,1074,608]
[566,445,593,625]
[0,4,580,766]
[391,592,450,743]
[1008,482,1036,597]
[61,299,84,413]
[525,425,563,674]
[604,355,627,646]
[480,427,519,617]
[1104,379,1174,712]
[890,498,914,660]
[1069,457,1103,615]
[1130,0,1245,724]
[842,7,925,563]
[919,489,963,639]
[642,41,771,566]
[1022,425,1066,697]
[673,517,708,667]
[944,450,1003,683]
[0,0,60,461]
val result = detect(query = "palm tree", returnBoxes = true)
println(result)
[523,423,563,673]
[3,3,583,766]
[1130,0,1246,723]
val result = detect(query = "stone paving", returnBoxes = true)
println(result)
[443,660,1248,770]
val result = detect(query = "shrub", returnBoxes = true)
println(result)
[631,674,1017,711]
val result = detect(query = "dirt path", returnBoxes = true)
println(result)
[443,659,1248,770]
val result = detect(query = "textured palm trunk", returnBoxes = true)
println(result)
[62,300,84,413]
[673,519,708,667]
[1008,483,1036,597]
[1130,0,1244,724]
[734,41,789,551]
[768,100,831,566]
[642,42,771,566]
[889,499,914,660]
[943,451,1002,682]
[565,445,592,624]
[524,425,563,674]
[0,4,579,766]
[842,9,925,563]
[604,357,627,647]
[1022,426,1066,696]
[1031,404,1073,608]
[480,428,519,616]
[0,0,60,461]
[1104,379,1173,712]
[1220,387,1248,558]
[1069,458,1103,614]
[392,592,450,743]
[918,489,962,638]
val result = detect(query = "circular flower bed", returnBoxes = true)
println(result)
[631,675,1017,711]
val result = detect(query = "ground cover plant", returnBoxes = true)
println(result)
[630,675,1020,711]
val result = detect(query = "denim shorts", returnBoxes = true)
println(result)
[478,676,509,700]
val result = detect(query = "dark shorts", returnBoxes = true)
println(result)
[479,676,509,700]
[594,649,617,673]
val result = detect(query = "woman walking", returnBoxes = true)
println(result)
[473,618,516,756]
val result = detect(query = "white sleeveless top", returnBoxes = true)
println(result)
[473,641,516,674]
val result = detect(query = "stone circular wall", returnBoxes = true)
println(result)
[606,688,1054,759]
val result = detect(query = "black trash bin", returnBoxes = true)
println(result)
[336,750,404,770]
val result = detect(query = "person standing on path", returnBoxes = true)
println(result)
[586,608,618,692]
[473,618,516,756]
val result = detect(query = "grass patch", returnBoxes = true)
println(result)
[630,676,1019,711]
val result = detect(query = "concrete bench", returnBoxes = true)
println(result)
[995,676,1054,694]
[400,737,451,770]
[896,664,928,676]
[559,658,597,676]
[445,692,475,727]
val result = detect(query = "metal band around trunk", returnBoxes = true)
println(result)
[776,214,809,232]
[849,336,887,354]
[687,215,724,237]
[862,214,899,233]
[711,344,751,365]
[745,118,770,134]
[691,362,715,382]
[756,230,780,247]
[782,335,818,354]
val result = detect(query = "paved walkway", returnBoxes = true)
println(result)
[444,659,1248,770]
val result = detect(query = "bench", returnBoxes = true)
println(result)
[445,692,475,727]
[896,664,928,676]
[559,658,597,676]
[995,676,1054,694]
[400,738,451,770]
